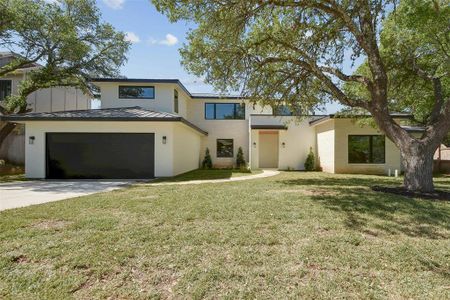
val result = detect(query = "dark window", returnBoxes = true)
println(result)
[273,104,301,116]
[119,86,155,99]
[205,103,245,120]
[174,89,179,113]
[217,139,234,157]
[348,135,385,164]
[0,80,12,101]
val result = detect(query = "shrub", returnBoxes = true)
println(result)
[304,147,315,171]
[202,148,212,169]
[236,147,246,168]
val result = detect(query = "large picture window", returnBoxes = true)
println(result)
[205,103,245,120]
[119,86,155,99]
[0,80,12,101]
[217,139,234,158]
[348,135,385,164]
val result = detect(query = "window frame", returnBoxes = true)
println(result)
[118,85,155,99]
[204,103,245,120]
[174,89,179,113]
[0,80,12,101]
[348,134,386,164]
[216,139,234,158]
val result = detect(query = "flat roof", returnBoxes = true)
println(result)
[90,78,243,100]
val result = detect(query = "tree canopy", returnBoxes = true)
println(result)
[0,0,130,112]
[153,0,450,191]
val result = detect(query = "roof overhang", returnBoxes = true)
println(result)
[0,107,208,136]
[251,125,288,130]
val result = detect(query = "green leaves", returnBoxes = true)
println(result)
[0,0,130,113]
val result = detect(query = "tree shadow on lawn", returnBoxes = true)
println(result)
[278,176,450,240]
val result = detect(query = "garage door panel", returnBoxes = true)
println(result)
[46,133,154,179]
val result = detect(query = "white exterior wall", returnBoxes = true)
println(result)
[97,82,187,117]
[188,98,250,168]
[333,119,402,175]
[173,124,202,175]
[315,120,336,173]
[278,118,317,170]
[250,117,317,170]
[23,121,185,178]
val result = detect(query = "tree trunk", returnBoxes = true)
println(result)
[400,142,436,193]
[0,122,16,149]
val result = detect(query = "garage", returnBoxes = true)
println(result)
[46,133,154,179]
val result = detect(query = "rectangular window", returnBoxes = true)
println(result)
[217,139,234,158]
[118,86,155,99]
[273,104,301,116]
[174,89,179,113]
[348,135,385,164]
[205,103,245,120]
[0,80,12,101]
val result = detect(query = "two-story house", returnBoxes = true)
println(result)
[0,52,91,164]
[1,77,421,179]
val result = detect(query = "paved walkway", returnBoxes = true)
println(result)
[148,169,280,186]
[0,180,133,211]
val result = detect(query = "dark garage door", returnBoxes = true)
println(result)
[46,133,154,179]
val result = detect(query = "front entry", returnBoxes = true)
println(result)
[46,133,155,179]
[259,131,279,168]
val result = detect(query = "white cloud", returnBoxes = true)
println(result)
[124,32,140,44]
[148,34,179,47]
[102,0,125,10]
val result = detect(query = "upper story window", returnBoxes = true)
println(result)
[273,104,301,116]
[174,89,179,113]
[205,103,245,120]
[0,80,12,101]
[118,86,155,99]
[348,135,385,164]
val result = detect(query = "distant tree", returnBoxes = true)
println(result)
[0,0,130,144]
[202,148,213,169]
[304,147,315,171]
[153,0,449,192]
[236,146,246,168]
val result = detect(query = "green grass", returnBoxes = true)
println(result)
[153,168,261,182]
[0,172,449,299]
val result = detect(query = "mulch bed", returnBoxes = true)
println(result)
[371,186,450,201]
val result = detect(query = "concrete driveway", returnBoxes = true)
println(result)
[0,180,133,211]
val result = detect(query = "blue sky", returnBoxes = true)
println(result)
[97,0,210,92]
[98,0,349,113]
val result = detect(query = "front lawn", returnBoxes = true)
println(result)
[153,168,260,182]
[0,172,449,298]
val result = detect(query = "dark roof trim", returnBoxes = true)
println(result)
[1,115,208,136]
[90,78,244,100]
[251,125,288,130]
[309,113,414,126]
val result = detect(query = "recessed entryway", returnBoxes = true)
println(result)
[46,133,155,179]
[258,131,279,168]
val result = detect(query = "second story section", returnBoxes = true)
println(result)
[92,78,191,119]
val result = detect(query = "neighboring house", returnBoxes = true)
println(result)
[1,77,420,179]
[0,52,91,164]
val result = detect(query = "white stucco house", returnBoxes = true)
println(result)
[0,77,421,179]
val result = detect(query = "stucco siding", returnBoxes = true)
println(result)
[98,82,177,114]
[315,120,335,173]
[23,121,176,178]
[188,98,249,167]
[173,123,202,175]
[278,118,317,170]
[333,119,401,175]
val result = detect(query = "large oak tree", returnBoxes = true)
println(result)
[153,0,449,192]
[0,0,130,143]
